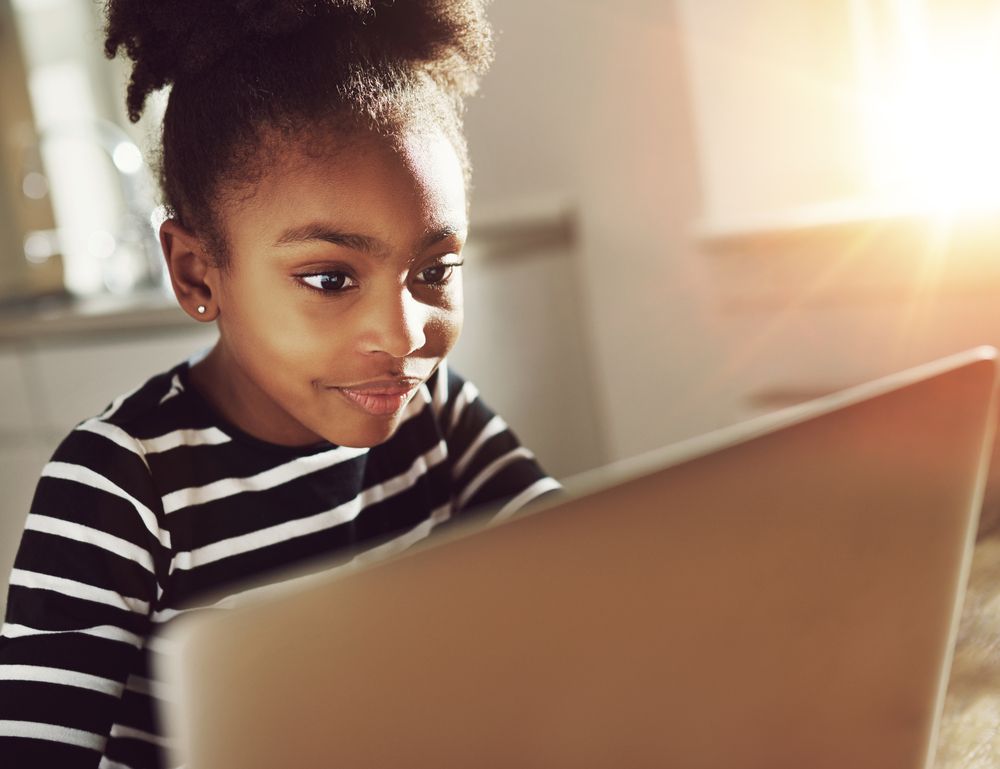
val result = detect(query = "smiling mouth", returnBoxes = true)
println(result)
[332,380,421,417]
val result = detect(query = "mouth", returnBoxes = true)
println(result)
[331,379,422,417]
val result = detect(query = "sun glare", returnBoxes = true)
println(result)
[856,0,1000,215]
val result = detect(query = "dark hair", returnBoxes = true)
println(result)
[103,0,493,262]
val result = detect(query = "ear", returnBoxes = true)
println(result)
[160,219,220,322]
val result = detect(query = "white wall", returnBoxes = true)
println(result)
[467,0,733,461]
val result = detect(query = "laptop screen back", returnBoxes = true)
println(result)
[162,349,998,769]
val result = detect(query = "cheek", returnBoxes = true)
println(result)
[218,274,335,365]
[434,285,464,350]
[425,307,462,351]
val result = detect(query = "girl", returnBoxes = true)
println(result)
[0,1,559,766]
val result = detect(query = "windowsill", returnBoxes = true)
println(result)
[469,196,576,258]
[697,197,1000,248]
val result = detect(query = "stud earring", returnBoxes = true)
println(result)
[196,305,207,315]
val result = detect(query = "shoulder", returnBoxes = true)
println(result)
[424,359,482,436]
[42,360,207,515]
[421,360,561,515]
[51,363,182,459]
[27,365,195,568]
[68,359,228,460]
[91,361,190,438]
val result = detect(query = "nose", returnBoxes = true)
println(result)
[362,287,428,359]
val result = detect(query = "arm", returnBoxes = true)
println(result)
[431,362,561,519]
[0,423,164,767]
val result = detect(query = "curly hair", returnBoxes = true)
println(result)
[103,0,493,262]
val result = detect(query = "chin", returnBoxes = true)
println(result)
[327,417,402,449]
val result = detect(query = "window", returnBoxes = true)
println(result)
[9,0,162,296]
[677,0,1000,235]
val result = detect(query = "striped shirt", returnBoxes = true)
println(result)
[0,358,558,768]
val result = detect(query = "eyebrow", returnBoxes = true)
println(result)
[274,224,381,252]
[273,223,466,253]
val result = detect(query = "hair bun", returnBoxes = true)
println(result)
[104,1,415,121]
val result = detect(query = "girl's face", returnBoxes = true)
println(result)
[199,126,467,448]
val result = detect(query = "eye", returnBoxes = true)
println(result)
[299,272,358,292]
[416,262,462,286]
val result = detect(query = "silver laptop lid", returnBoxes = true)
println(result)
[161,347,999,769]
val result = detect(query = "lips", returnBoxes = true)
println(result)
[333,379,421,417]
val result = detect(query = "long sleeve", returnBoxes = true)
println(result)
[0,423,166,767]
[431,362,561,518]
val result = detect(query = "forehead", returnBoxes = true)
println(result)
[222,125,468,247]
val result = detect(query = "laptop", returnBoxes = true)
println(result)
[159,346,999,769]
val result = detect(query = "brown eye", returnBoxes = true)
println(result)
[300,272,357,292]
[417,263,461,285]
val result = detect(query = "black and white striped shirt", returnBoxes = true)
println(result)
[0,358,558,768]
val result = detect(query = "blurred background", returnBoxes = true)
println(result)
[1,0,1000,609]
